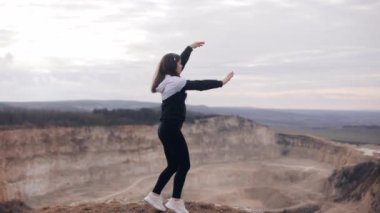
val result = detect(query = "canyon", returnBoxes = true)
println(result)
[0,115,379,212]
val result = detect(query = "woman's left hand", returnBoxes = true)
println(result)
[190,41,205,49]
[222,71,234,85]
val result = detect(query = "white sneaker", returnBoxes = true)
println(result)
[165,198,189,213]
[143,192,166,211]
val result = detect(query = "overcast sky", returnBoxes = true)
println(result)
[0,0,379,110]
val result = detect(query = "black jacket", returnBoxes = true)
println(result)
[157,46,223,124]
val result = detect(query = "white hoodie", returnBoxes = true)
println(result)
[156,75,187,100]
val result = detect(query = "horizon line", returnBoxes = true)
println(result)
[1,99,379,112]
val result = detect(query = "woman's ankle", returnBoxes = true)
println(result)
[151,192,160,197]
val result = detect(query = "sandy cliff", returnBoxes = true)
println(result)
[0,115,378,212]
[276,133,371,167]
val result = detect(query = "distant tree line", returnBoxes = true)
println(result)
[342,125,380,129]
[0,107,217,129]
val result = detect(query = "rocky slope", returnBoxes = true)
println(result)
[323,160,380,213]
[0,115,378,212]
[0,116,275,203]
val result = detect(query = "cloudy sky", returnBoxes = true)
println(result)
[0,0,379,110]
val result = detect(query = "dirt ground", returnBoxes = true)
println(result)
[23,157,334,212]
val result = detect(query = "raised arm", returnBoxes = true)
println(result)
[183,80,223,91]
[180,46,193,70]
[182,71,234,91]
[180,41,205,70]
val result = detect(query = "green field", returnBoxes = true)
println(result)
[274,126,380,145]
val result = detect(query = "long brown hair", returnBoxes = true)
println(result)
[151,53,181,93]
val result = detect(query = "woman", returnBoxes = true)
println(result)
[144,41,234,213]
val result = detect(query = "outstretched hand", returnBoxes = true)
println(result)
[222,71,234,85]
[190,41,205,49]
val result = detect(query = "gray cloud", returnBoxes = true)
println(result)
[0,29,16,47]
[1,0,379,109]
[0,58,153,101]
[33,2,101,11]
[0,52,13,66]
[315,0,380,7]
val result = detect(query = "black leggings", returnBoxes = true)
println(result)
[152,121,190,199]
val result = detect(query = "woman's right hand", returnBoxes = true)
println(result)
[190,41,205,49]
[222,71,234,85]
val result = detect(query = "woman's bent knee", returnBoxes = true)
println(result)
[179,162,190,173]
[166,165,178,173]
